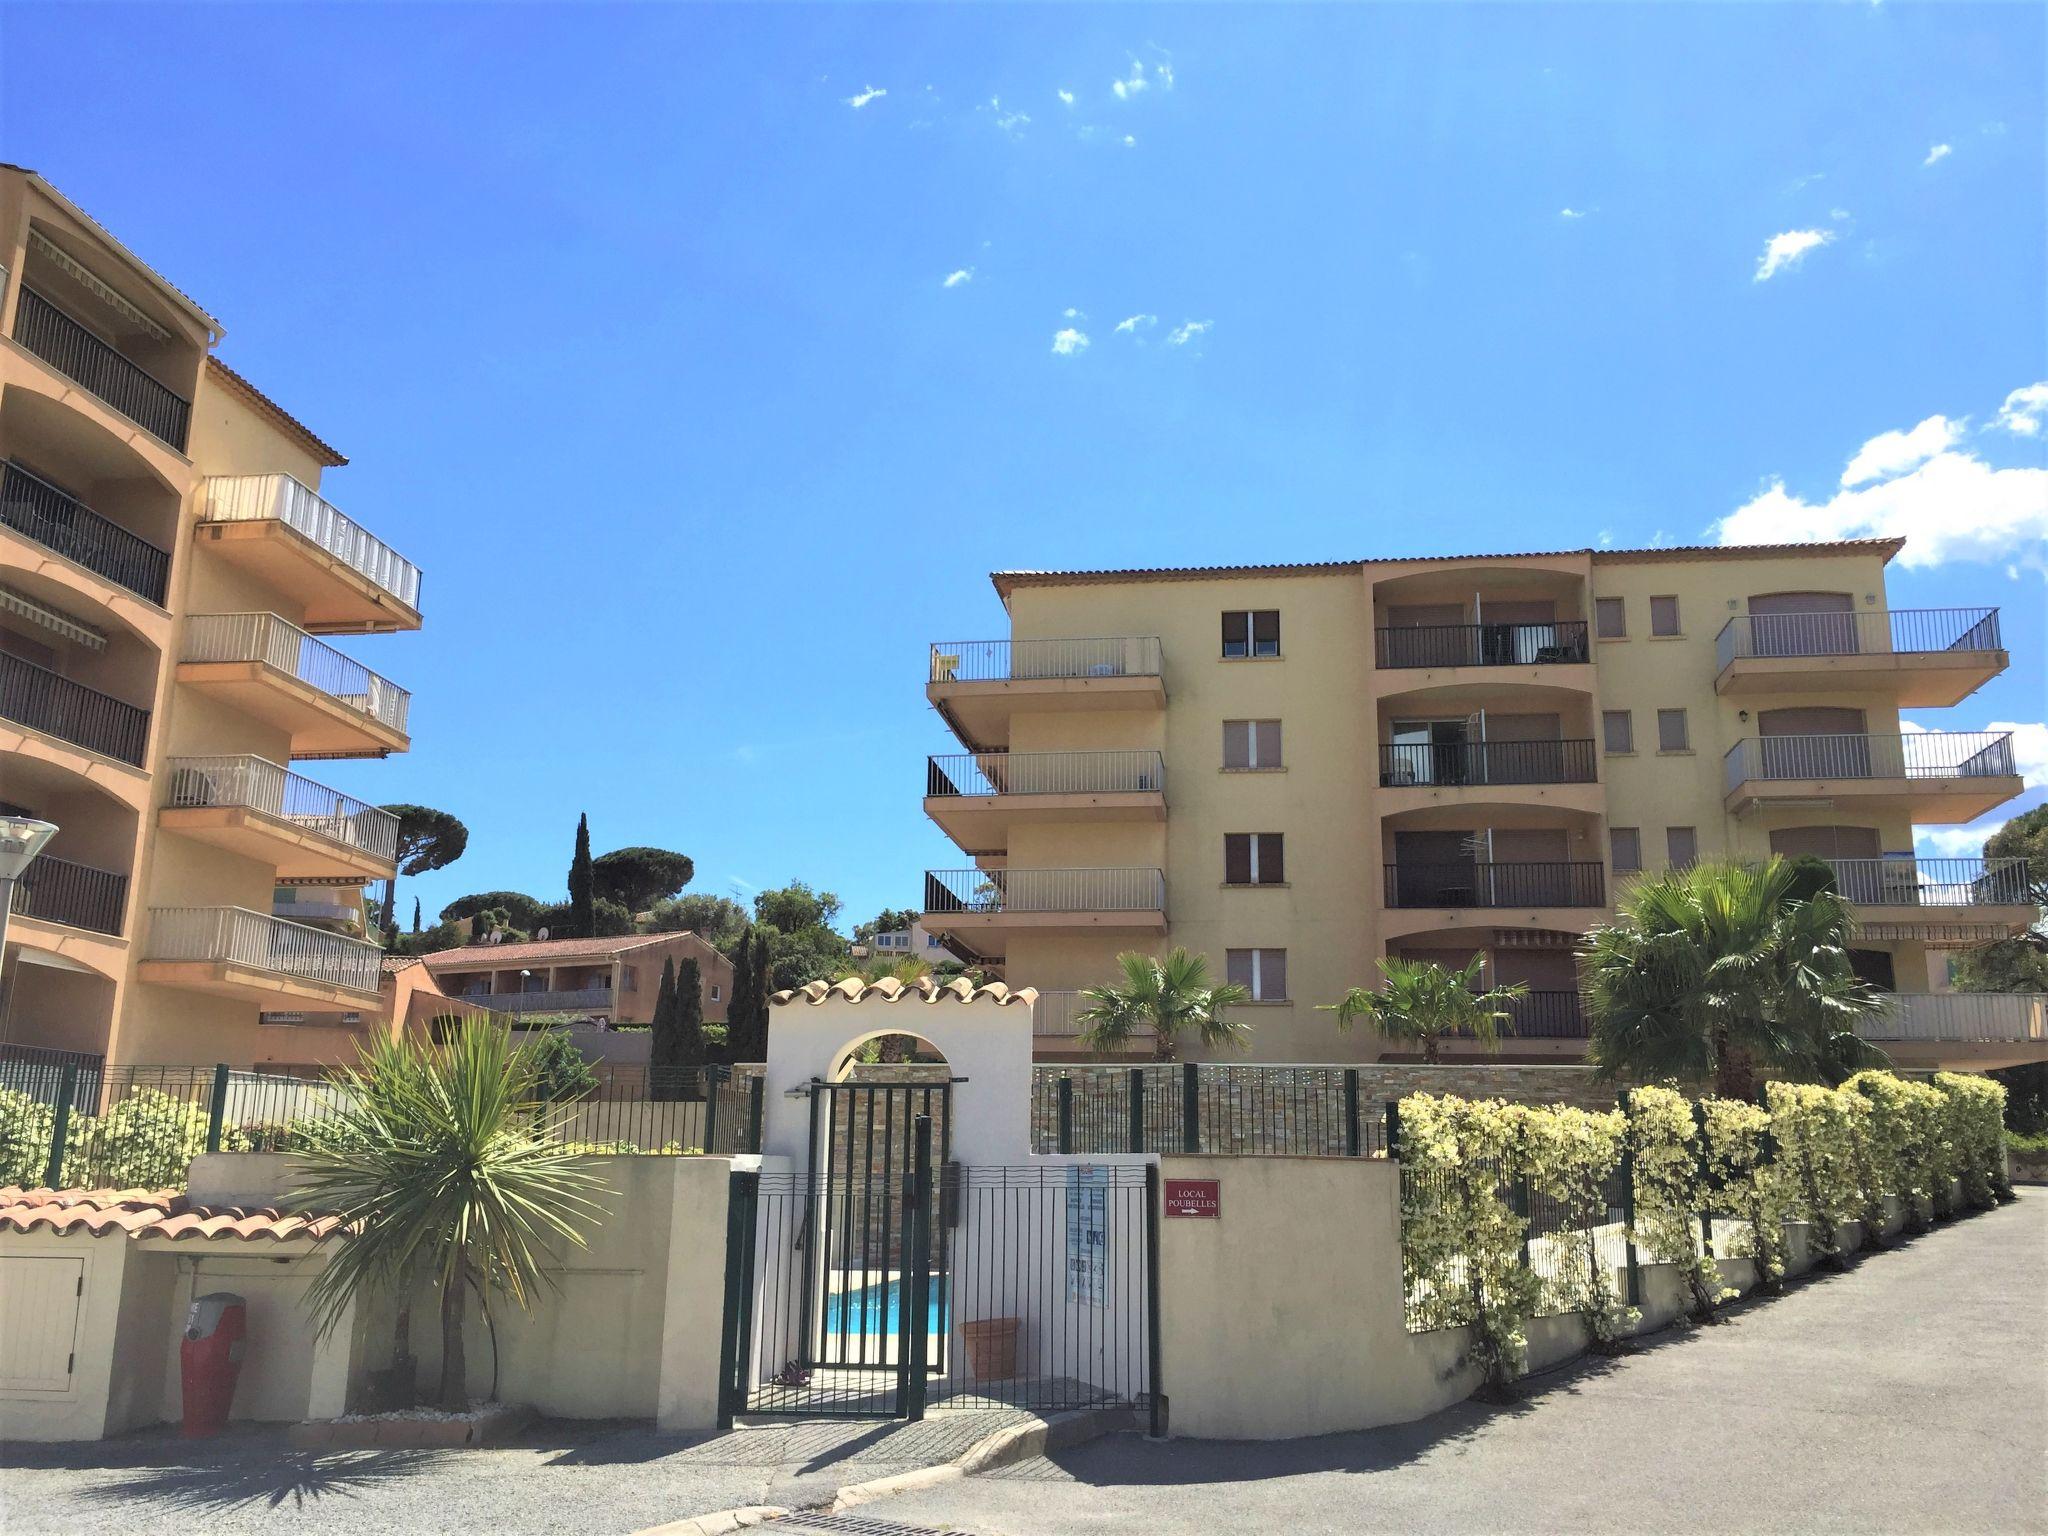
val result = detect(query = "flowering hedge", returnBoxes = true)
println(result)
[1398,1069,2011,1385]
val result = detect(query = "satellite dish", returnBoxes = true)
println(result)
[536,926,550,942]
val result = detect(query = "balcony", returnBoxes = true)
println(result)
[1437,990,1588,1043]
[12,287,191,452]
[923,867,1167,956]
[1383,861,1607,910]
[924,750,1166,853]
[927,638,1165,750]
[1378,739,1597,789]
[176,613,410,757]
[199,475,423,633]
[1029,988,1153,1051]
[1722,732,2022,823]
[1714,609,2006,707]
[447,988,615,1017]
[1375,621,1590,671]
[160,756,399,881]
[137,905,383,1005]
[0,650,149,766]
[1854,993,2048,1069]
[10,853,127,936]
[1,461,170,606]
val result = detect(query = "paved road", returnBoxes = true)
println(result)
[874,1197,2048,1536]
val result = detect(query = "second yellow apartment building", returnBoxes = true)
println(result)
[921,542,2041,1071]
[0,165,419,1071]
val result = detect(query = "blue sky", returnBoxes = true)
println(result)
[6,2,2043,930]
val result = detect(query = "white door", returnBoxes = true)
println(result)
[0,1256,84,1391]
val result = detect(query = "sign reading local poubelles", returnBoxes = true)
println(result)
[1164,1177,1220,1218]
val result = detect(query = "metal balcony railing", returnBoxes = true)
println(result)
[1030,988,1153,1040]
[1383,861,1607,909]
[929,637,1164,684]
[1715,608,2003,670]
[1,461,171,604]
[451,987,614,1015]
[11,853,128,935]
[1823,857,2033,908]
[925,867,1167,916]
[202,474,424,613]
[181,613,410,736]
[13,287,191,450]
[1723,732,2017,792]
[1447,990,1587,1039]
[1378,738,1597,788]
[1854,993,2047,1044]
[1375,621,1590,670]
[164,755,400,864]
[0,650,150,765]
[145,906,383,993]
[927,750,1167,798]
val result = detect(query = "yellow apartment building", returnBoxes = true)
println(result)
[0,165,418,1071]
[921,543,2042,1071]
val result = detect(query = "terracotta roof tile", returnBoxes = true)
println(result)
[769,976,1037,1007]
[416,933,690,968]
[0,1186,343,1245]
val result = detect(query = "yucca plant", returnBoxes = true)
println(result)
[1322,956,1528,1063]
[1076,947,1252,1061]
[1582,856,1886,1097]
[290,1021,607,1410]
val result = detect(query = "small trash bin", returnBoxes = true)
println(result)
[961,1316,1020,1380]
[180,1292,247,1438]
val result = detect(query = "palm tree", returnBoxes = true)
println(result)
[1321,956,1528,1063]
[291,1021,607,1410]
[1582,856,1886,1098]
[1076,948,1252,1061]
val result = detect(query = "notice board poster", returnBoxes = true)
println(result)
[1065,1166,1110,1306]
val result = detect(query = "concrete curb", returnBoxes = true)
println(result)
[629,1503,788,1536]
[831,1406,1132,1513]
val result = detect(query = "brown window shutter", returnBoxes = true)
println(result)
[1225,949,1255,990]
[1258,834,1285,884]
[1223,721,1250,768]
[1252,610,1281,655]
[1603,711,1633,753]
[1262,719,1283,766]
[1222,611,1248,656]
[1262,949,1288,1000]
[1225,834,1252,885]
[1650,595,1681,636]
[1595,597,1626,638]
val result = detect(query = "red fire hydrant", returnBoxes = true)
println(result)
[180,1293,247,1438]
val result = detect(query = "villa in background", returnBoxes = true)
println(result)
[853,918,952,966]
[401,932,732,1033]
[0,165,419,1072]
[921,542,2041,1071]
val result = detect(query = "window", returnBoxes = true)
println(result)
[1595,597,1627,638]
[1650,595,1681,636]
[1226,948,1289,1001]
[1223,719,1284,769]
[1612,827,1642,872]
[710,984,722,1002]
[1224,832,1286,885]
[1657,708,1690,752]
[1602,710,1634,754]
[1666,827,1698,869]
[1222,609,1281,658]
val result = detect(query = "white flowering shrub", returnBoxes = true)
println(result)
[1700,1097,1788,1285]
[1934,1072,2010,1207]
[1624,1086,1730,1316]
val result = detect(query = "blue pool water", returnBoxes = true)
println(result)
[824,1276,950,1336]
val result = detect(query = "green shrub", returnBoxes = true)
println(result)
[0,1088,57,1186]
[1934,1072,2009,1205]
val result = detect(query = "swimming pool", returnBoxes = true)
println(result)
[824,1275,950,1336]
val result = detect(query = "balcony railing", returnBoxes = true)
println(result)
[1823,857,2033,908]
[164,755,400,864]
[925,867,1167,915]
[0,650,149,765]
[1448,990,1586,1040]
[449,987,614,1015]
[145,906,383,993]
[13,287,191,451]
[1715,608,2002,670]
[1383,861,1607,909]
[202,474,424,613]
[1,460,170,605]
[1855,993,2047,1044]
[1030,988,1153,1040]
[1375,621,1590,670]
[930,637,1164,684]
[11,853,127,935]
[181,613,411,736]
[927,750,1167,798]
[1379,738,1597,788]
[1723,732,2016,792]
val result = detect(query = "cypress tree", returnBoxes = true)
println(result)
[747,930,773,1060]
[649,956,679,1101]
[675,958,707,1076]
[411,896,422,934]
[726,929,756,1062]
[567,812,594,937]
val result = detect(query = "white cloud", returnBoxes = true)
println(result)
[1915,822,2006,858]
[1754,228,1834,282]
[1714,392,2048,570]
[1994,383,2048,437]
[1122,134,1136,148]
[844,86,886,109]
[1112,59,1148,100]
[1840,415,1962,487]
[1051,327,1090,357]
[1997,722,2048,788]
[1829,207,1851,221]
[1924,142,1953,166]
[1154,62,1174,90]
[1559,207,1587,220]
[1057,88,1075,106]
[942,268,973,289]
[986,96,1030,136]
[1114,314,1157,335]
[1166,319,1212,347]
[1063,307,1086,320]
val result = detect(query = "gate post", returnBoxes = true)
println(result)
[1618,1089,1641,1307]
[1180,1062,1200,1154]
[1145,1162,1166,1438]
[1384,1099,1402,1161]
[746,1075,765,1153]
[44,1064,78,1189]
[716,1169,760,1430]
[204,1063,231,1154]
[1057,1076,1074,1154]
[1127,1068,1145,1153]
[1343,1069,1361,1157]
[702,1066,725,1154]
[905,1114,934,1422]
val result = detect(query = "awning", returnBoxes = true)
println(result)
[0,581,107,651]
[27,228,173,342]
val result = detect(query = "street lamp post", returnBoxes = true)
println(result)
[0,815,60,970]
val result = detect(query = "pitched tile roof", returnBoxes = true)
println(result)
[204,358,348,466]
[415,932,692,968]
[0,1186,343,1245]
[770,976,1038,1007]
